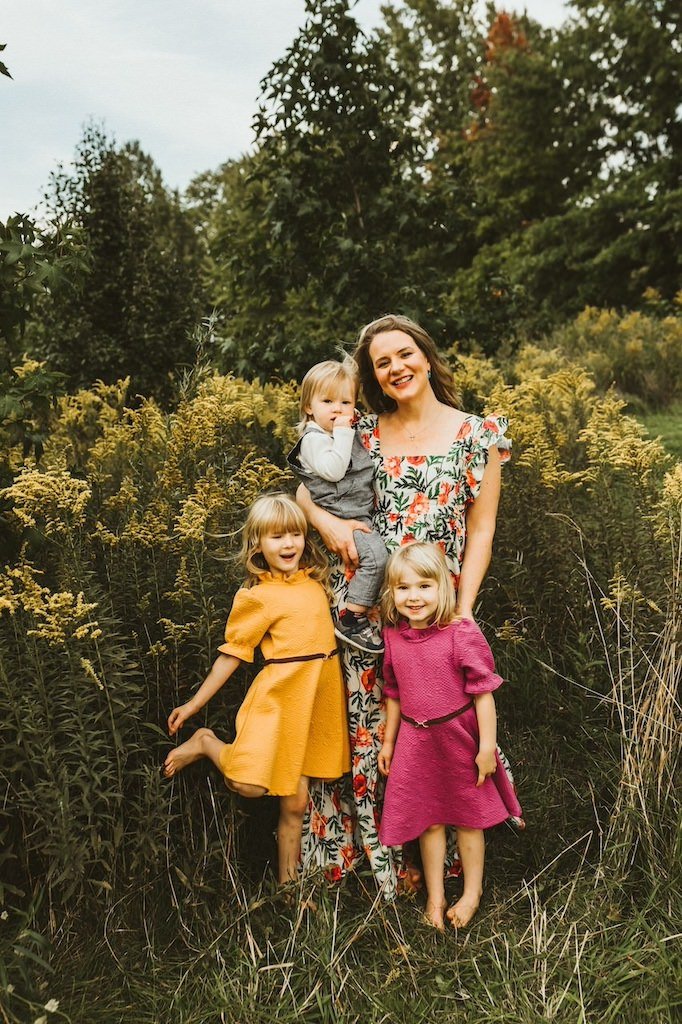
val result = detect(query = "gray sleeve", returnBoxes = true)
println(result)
[299,428,355,482]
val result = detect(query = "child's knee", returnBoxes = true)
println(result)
[423,822,445,836]
[226,778,267,799]
[281,792,308,820]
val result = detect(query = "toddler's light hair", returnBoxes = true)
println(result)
[239,493,330,593]
[381,542,456,627]
[297,357,359,434]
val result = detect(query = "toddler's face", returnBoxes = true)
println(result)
[393,567,439,629]
[306,381,356,433]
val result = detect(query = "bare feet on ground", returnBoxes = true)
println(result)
[163,727,215,778]
[446,896,480,929]
[423,899,447,931]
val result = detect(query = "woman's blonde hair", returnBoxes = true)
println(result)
[297,357,359,434]
[354,314,460,414]
[239,493,330,594]
[381,542,456,627]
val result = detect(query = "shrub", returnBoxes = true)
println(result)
[506,308,682,410]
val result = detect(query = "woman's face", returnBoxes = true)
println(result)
[368,330,431,405]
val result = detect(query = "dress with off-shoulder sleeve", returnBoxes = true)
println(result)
[303,414,521,894]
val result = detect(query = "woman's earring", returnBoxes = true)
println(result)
[427,369,432,380]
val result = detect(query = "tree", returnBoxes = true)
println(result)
[205,0,462,380]
[0,215,88,356]
[31,124,206,399]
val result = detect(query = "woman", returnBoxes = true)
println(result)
[297,314,517,897]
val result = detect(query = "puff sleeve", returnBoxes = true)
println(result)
[464,414,511,505]
[457,620,504,695]
[217,588,269,663]
[381,629,400,700]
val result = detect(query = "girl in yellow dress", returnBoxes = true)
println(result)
[163,493,350,884]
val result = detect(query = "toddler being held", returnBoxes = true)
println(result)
[288,358,387,655]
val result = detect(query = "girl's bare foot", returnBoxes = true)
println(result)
[446,896,480,929]
[423,899,446,931]
[163,727,215,778]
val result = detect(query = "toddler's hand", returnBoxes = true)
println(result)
[475,748,497,787]
[333,414,354,430]
[378,743,394,776]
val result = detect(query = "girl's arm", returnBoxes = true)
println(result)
[378,697,401,776]
[456,446,501,619]
[295,483,370,569]
[168,653,241,735]
[473,691,497,786]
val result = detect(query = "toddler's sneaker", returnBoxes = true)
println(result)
[334,614,384,655]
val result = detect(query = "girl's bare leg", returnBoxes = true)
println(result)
[164,728,226,777]
[447,827,484,928]
[419,824,447,930]
[277,775,310,885]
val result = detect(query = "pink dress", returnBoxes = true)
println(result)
[379,618,523,846]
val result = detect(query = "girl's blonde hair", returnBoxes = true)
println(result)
[239,493,330,594]
[297,357,359,434]
[354,314,460,414]
[381,542,456,627]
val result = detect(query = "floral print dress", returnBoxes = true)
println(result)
[302,412,514,896]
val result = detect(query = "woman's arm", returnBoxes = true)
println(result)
[295,483,370,568]
[456,446,501,619]
[378,696,401,776]
[473,691,497,786]
[168,653,241,735]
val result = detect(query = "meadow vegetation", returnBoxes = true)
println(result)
[1,312,679,1022]
[1,0,680,1018]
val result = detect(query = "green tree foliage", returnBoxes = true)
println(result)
[445,0,682,340]
[0,41,12,79]
[31,124,206,400]
[0,215,88,353]
[205,0,471,379]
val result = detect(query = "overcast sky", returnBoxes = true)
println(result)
[1,0,568,217]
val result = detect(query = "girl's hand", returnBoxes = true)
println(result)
[475,748,497,787]
[378,743,394,776]
[168,701,196,736]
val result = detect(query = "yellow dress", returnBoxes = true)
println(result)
[217,569,350,796]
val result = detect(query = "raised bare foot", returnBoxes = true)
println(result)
[446,896,480,929]
[163,727,214,778]
[423,899,446,931]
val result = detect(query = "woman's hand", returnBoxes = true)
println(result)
[319,513,371,568]
[168,701,196,736]
[296,483,369,568]
[378,742,394,776]
[475,748,497,787]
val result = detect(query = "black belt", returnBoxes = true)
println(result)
[400,700,474,728]
[262,649,338,666]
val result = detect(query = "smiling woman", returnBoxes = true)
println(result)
[297,314,522,898]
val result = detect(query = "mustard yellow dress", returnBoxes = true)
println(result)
[217,569,350,796]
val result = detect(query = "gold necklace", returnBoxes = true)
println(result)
[395,410,439,442]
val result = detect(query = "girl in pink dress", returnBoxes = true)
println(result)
[378,542,522,931]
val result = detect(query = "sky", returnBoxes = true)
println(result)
[1,0,569,218]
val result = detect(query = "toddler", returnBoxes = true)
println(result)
[288,358,387,655]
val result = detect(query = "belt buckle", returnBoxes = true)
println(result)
[414,719,429,728]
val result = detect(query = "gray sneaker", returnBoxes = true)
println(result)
[334,615,384,655]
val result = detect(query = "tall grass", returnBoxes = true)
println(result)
[1,332,680,1022]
